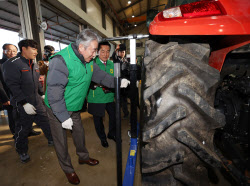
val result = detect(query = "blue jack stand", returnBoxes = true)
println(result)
[123,123,139,186]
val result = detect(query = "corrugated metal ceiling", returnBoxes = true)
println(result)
[0,0,79,44]
[0,0,169,43]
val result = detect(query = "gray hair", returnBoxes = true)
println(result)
[76,29,101,48]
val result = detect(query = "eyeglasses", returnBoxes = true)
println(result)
[4,50,17,54]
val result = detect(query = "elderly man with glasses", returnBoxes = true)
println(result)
[0,43,18,64]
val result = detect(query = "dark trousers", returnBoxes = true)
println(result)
[14,103,52,154]
[3,105,15,134]
[121,94,129,116]
[46,107,89,173]
[93,102,116,141]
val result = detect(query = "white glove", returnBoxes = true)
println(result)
[121,79,130,88]
[23,103,37,115]
[41,95,45,100]
[62,118,73,130]
[44,61,49,66]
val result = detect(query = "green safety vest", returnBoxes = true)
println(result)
[87,57,114,103]
[44,43,93,111]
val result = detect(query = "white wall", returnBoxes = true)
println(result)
[71,0,81,7]
[86,0,102,26]
[56,0,121,39]
[109,42,115,58]
[106,14,113,35]
[115,26,120,37]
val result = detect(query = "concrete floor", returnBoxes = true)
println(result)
[0,111,141,186]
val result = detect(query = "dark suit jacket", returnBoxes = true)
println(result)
[0,58,9,106]
[88,103,106,117]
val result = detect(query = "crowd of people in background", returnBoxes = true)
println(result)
[0,28,137,185]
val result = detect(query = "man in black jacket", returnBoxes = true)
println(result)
[2,39,53,163]
[0,43,41,137]
[112,44,130,119]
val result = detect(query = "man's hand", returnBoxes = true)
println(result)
[115,44,120,52]
[41,95,45,100]
[23,103,37,115]
[62,118,73,130]
[121,79,130,88]
[2,101,10,106]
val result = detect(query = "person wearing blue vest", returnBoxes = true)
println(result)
[44,29,130,185]
[87,41,116,148]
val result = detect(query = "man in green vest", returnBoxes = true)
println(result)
[87,41,116,148]
[44,29,129,185]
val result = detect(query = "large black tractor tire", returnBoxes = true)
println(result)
[141,40,226,185]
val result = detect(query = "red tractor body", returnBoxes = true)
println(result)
[141,1,250,185]
[149,0,250,36]
[149,0,250,71]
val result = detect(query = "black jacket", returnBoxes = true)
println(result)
[112,51,130,79]
[0,56,9,104]
[0,55,10,96]
[0,54,8,64]
[0,80,9,104]
[2,53,43,107]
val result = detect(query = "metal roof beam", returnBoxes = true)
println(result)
[44,33,74,43]
[0,25,19,32]
[5,0,18,6]
[44,27,75,39]
[147,0,151,12]
[43,15,78,34]
[41,1,80,27]
[0,7,20,17]
[122,10,147,22]
[0,17,20,26]
[44,36,72,45]
[139,1,142,15]
[4,0,74,41]
[117,0,143,14]
[118,0,127,19]
[127,21,145,31]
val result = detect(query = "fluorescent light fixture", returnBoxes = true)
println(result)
[128,1,131,4]
[132,15,135,18]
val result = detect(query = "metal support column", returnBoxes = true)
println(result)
[79,24,88,32]
[104,34,149,186]
[58,41,61,51]
[17,0,45,60]
[114,60,122,186]
[129,39,138,138]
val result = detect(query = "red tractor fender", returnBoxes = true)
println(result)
[149,0,250,35]
[209,35,250,71]
[149,0,250,71]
